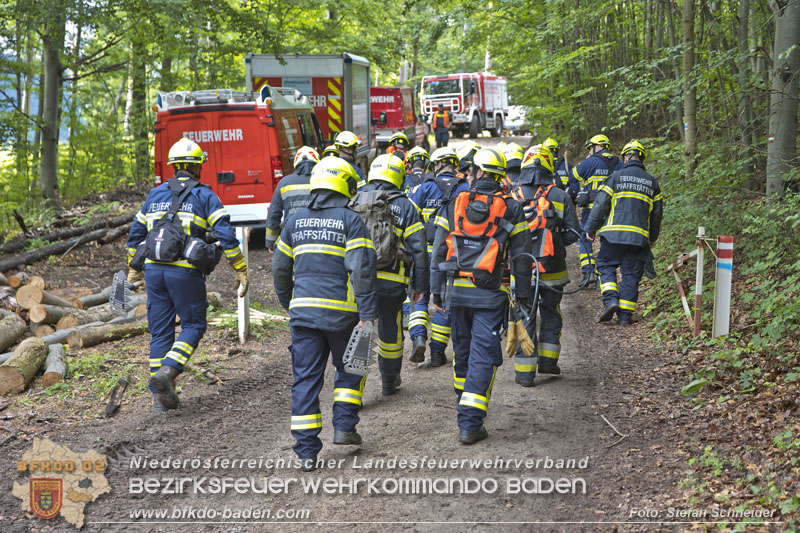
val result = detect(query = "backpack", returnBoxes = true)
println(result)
[511,184,564,273]
[424,177,463,243]
[577,154,619,206]
[441,189,514,290]
[143,179,198,263]
[349,189,409,270]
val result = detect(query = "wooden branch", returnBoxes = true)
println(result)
[0,337,48,395]
[99,223,132,244]
[0,212,134,255]
[75,286,112,309]
[0,315,26,352]
[0,228,108,272]
[67,319,148,349]
[42,344,66,387]
[16,286,75,310]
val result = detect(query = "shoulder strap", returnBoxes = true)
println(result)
[592,153,618,172]
[441,178,462,202]
[166,179,198,219]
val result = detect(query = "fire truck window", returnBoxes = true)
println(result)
[425,80,460,95]
[296,113,313,147]
[280,115,301,152]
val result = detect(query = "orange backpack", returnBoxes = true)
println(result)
[511,184,563,273]
[442,190,514,289]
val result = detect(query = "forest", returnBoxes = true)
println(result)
[1,0,800,524]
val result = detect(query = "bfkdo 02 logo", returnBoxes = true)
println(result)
[29,479,63,519]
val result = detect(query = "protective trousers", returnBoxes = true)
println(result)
[596,239,646,321]
[514,285,564,382]
[406,255,451,353]
[579,210,597,275]
[145,266,207,391]
[435,129,449,148]
[377,294,405,378]
[451,305,506,432]
[289,324,366,459]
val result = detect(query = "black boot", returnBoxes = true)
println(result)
[381,375,402,396]
[459,426,488,445]
[149,366,180,410]
[153,396,168,414]
[515,375,535,387]
[538,360,561,375]
[333,429,362,445]
[580,271,596,289]
[429,350,447,367]
[598,302,620,323]
[410,336,426,363]
[300,457,317,472]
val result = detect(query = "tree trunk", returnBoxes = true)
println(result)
[42,344,66,387]
[665,0,685,142]
[737,0,756,189]
[0,211,134,255]
[38,10,67,212]
[0,315,26,352]
[682,0,698,181]
[29,303,75,324]
[16,285,75,309]
[0,228,108,272]
[0,337,48,395]
[7,272,31,288]
[56,305,110,329]
[765,0,800,199]
[34,324,55,337]
[0,273,7,286]
[130,39,149,184]
[67,320,148,349]
[75,286,112,309]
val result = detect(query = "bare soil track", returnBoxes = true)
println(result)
[1,136,690,532]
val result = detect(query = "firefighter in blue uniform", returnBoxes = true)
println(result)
[126,138,249,413]
[430,148,532,443]
[272,157,378,472]
[321,145,339,158]
[403,146,431,195]
[501,142,524,189]
[359,154,429,395]
[510,145,580,385]
[409,147,469,366]
[571,134,623,286]
[456,141,481,179]
[334,131,366,184]
[543,137,578,197]
[265,146,319,249]
[584,140,663,325]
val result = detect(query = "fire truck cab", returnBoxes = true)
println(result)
[153,87,325,226]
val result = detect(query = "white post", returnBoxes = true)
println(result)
[235,226,250,344]
[712,236,734,338]
[693,226,705,337]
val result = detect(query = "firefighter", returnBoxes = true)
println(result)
[386,132,410,161]
[430,148,532,444]
[359,154,429,395]
[126,138,249,413]
[404,146,431,194]
[571,134,623,287]
[409,147,469,366]
[265,146,319,250]
[500,142,524,192]
[272,157,378,472]
[510,145,580,385]
[543,137,577,196]
[334,131,366,184]
[584,140,663,325]
[456,141,481,182]
[431,103,451,148]
[321,145,339,158]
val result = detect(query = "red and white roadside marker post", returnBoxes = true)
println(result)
[712,236,734,338]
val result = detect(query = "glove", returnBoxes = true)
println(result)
[231,253,249,298]
[127,268,144,284]
[516,320,536,357]
[505,311,519,357]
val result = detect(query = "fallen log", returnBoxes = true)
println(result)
[42,344,67,387]
[0,337,48,395]
[0,308,15,318]
[75,286,112,309]
[0,273,6,285]
[67,320,148,349]
[0,315,26,352]
[16,285,76,310]
[57,305,111,330]
[30,322,55,337]
[27,275,46,289]
[0,228,108,272]
[134,303,147,317]
[0,211,135,256]
[49,287,93,301]
[7,272,30,288]
[99,223,132,244]
[29,304,75,324]
[0,321,105,364]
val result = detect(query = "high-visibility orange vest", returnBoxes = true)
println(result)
[432,111,451,130]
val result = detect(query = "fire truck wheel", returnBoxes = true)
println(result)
[469,115,480,139]
[491,115,503,138]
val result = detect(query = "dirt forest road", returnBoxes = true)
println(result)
[1,136,687,532]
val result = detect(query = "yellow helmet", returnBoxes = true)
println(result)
[521,144,555,173]
[473,148,507,179]
[293,146,320,168]
[585,134,611,150]
[309,157,359,198]
[543,137,559,152]
[406,146,429,165]
[621,139,647,160]
[334,131,360,149]
[389,132,410,147]
[502,142,524,162]
[321,145,339,158]
[168,137,206,166]
[368,154,406,189]
[430,146,459,168]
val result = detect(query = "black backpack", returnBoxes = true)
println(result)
[144,179,198,263]
[424,177,463,243]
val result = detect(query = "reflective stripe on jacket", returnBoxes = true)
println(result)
[265,160,315,248]
[571,150,623,209]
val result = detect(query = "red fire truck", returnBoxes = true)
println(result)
[370,86,429,151]
[152,87,325,226]
[420,72,508,139]
[245,53,377,174]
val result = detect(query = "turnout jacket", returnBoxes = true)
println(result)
[265,160,315,249]
[127,172,241,270]
[583,159,663,248]
[404,167,432,195]
[515,167,581,286]
[273,190,378,330]
[430,178,533,309]
[410,170,470,249]
[359,181,429,297]
[571,149,623,208]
